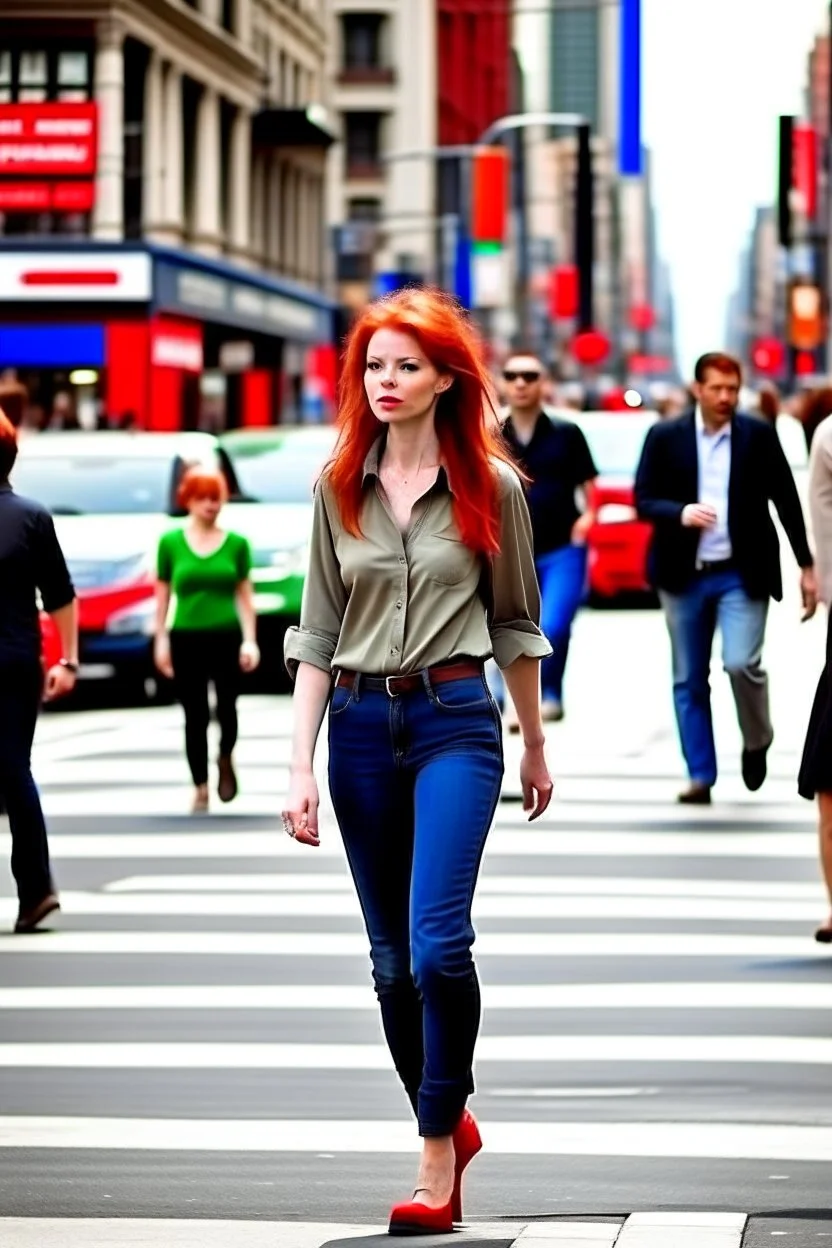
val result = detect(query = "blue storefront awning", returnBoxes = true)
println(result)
[0,324,104,367]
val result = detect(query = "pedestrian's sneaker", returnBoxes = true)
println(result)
[14,892,60,934]
[541,699,564,723]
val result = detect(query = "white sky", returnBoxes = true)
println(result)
[642,0,828,376]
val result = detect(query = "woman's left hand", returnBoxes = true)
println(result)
[44,663,76,702]
[520,744,554,821]
[239,640,261,673]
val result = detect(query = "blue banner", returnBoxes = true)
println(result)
[619,0,642,177]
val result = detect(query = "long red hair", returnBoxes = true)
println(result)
[327,287,515,557]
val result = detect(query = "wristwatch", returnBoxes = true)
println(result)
[59,659,80,675]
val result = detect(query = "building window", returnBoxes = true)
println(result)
[0,44,92,103]
[342,14,382,69]
[345,112,383,179]
[339,14,393,84]
[0,52,11,103]
[0,42,94,238]
[348,197,381,221]
[550,8,599,131]
[222,0,235,34]
[18,50,48,102]
[57,50,90,101]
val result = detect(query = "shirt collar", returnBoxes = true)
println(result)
[362,434,454,494]
[695,406,731,441]
[503,410,548,443]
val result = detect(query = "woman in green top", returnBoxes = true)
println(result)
[154,466,260,813]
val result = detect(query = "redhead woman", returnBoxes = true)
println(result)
[154,467,260,813]
[282,288,553,1235]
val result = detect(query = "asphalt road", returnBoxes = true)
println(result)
[1,595,832,1247]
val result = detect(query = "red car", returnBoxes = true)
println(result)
[39,611,63,671]
[568,410,658,600]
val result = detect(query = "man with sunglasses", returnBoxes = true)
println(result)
[498,352,597,723]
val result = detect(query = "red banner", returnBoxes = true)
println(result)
[792,124,818,221]
[0,103,97,176]
[471,148,509,245]
[0,181,94,212]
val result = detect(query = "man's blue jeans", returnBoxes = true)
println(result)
[488,543,587,709]
[659,568,773,786]
[327,671,504,1137]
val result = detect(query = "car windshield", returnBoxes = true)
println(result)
[572,415,656,477]
[227,436,334,503]
[11,456,173,515]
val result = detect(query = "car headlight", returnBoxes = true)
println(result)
[596,503,638,525]
[105,597,156,636]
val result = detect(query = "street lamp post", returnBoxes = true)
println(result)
[383,111,593,345]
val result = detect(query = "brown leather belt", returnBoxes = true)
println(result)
[335,659,483,696]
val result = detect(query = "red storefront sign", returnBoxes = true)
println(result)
[150,318,204,373]
[0,180,94,212]
[0,103,98,176]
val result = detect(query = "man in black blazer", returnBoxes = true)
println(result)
[635,351,817,804]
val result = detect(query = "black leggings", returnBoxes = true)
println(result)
[170,629,242,786]
[0,661,53,906]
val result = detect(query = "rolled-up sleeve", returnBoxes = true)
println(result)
[489,465,552,669]
[283,480,347,680]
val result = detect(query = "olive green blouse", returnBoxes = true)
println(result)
[283,438,551,679]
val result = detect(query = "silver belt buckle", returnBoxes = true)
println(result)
[385,675,399,697]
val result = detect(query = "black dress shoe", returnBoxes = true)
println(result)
[677,782,712,805]
[741,744,770,792]
[14,892,60,934]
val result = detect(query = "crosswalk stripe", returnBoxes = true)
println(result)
[0,982,829,1011]
[1,1035,832,1067]
[615,1212,746,1248]
[0,828,819,859]
[0,1118,829,1161]
[3,889,820,922]
[106,872,826,899]
[0,1218,443,1248]
[0,930,825,957]
[516,1223,622,1246]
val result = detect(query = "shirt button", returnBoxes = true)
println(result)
[396,601,402,609]
[398,556,406,564]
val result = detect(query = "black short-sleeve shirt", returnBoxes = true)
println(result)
[502,412,598,556]
[0,483,75,665]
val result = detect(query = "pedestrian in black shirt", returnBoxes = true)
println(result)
[499,352,598,722]
[0,411,78,932]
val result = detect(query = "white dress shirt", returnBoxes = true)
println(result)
[695,406,732,563]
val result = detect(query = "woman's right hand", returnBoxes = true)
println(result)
[282,766,320,847]
[154,635,174,679]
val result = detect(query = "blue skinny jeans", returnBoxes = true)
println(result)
[327,669,504,1136]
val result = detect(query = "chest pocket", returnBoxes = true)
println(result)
[425,529,476,586]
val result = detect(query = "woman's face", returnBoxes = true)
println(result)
[189,492,222,525]
[365,328,451,426]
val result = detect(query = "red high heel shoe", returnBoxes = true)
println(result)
[451,1109,483,1223]
[388,1189,454,1236]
